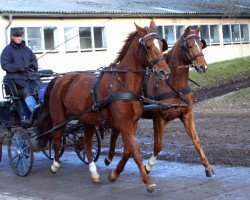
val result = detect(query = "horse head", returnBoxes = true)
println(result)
[182,26,208,73]
[135,20,171,80]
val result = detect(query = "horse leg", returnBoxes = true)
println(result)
[108,146,131,181]
[105,129,120,166]
[50,127,65,173]
[145,118,165,174]
[180,112,215,177]
[108,128,156,193]
[83,124,101,183]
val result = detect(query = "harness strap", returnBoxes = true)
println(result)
[152,55,165,65]
[92,92,141,110]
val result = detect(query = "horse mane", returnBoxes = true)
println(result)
[114,31,138,64]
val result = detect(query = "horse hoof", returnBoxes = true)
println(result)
[104,157,112,166]
[108,170,117,182]
[50,167,57,174]
[147,183,157,193]
[144,165,151,174]
[205,168,215,177]
[91,176,101,184]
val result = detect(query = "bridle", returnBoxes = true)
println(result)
[138,32,166,70]
[181,34,207,66]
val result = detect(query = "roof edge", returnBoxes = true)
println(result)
[1,12,250,19]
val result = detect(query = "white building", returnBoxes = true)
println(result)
[0,0,249,87]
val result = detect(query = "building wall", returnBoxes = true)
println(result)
[0,16,249,98]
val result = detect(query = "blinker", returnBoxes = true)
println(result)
[200,38,207,49]
[161,39,168,51]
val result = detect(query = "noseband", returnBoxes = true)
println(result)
[139,32,165,70]
[182,34,206,64]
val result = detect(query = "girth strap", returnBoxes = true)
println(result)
[157,86,192,101]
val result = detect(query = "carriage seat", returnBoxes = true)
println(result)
[2,78,20,99]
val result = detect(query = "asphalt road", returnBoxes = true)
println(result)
[0,146,249,200]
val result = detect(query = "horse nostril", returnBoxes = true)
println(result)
[158,70,170,80]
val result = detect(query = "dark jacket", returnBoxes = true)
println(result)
[1,40,38,80]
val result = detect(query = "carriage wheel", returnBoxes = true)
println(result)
[75,127,101,164]
[7,129,34,177]
[42,134,66,160]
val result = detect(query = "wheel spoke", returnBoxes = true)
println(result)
[12,135,20,148]
[22,145,30,152]
[10,154,19,161]
[15,156,21,168]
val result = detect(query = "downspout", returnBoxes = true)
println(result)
[5,15,13,45]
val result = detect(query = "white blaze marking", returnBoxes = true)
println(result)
[195,40,201,51]
[153,38,161,51]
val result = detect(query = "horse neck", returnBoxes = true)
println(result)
[165,43,190,90]
[117,43,145,93]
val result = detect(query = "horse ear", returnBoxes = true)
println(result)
[149,20,157,32]
[195,28,200,35]
[184,26,191,36]
[134,23,147,36]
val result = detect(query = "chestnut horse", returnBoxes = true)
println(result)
[37,20,170,193]
[105,26,215,177]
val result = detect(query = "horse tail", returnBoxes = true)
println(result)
[36,76,59,150]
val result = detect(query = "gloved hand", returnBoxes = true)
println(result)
[30,64,38,71]
[19,66,26,72]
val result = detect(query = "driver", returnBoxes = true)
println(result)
[1,27,40,123]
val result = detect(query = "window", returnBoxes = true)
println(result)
[210,25,220,44]
[64,27,78,51]
[240,24,249,42]
[27,27,42,51]
[164,26,175,46]
[44,27,59,50]
[157,26,163,39]
[200,25,210,43]
[190,25,198,29]
[79,27,92,49]
[94,27,107,48]
[222,25,231,43]
[176,26,184,39]
[231,24,240,42]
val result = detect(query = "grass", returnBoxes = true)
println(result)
[194,87,250,113]
[190,56,250,112]
[189,56,250,90]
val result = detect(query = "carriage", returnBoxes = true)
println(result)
[0,69,102,177]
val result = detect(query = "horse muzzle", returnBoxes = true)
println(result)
[154,68,171,80]
[195,65,208,74]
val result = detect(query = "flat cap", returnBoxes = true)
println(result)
[11,27,24,36]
